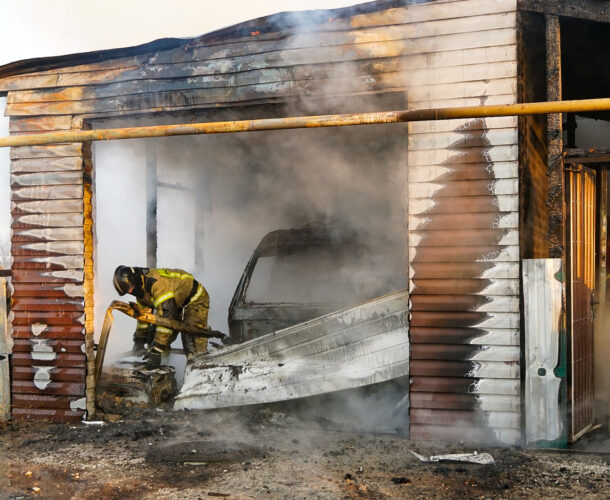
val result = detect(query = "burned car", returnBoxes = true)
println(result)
[228,221,405,343]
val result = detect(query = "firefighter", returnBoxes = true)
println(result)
[112,266,210,368]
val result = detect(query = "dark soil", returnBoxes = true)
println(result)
[1,408,609,499]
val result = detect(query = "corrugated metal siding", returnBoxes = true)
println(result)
[406,0,520,445]
[9,116,87,421]
[0,0,520,430]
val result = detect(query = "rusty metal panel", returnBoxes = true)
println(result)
[12,255,85,270]
[12,240,85,256]
[12,282,84,298]
[12,296,84,311]
[410,392,520,412]
[412,344,519,362]
[12,353,85,367]
[523,258,564,445]
[12,408,85,422]
[409,261,519,279]
[11,269,84,283]
[12,339,85,354]
[410,327,519,346]
[12,380,85,396]
[567,167,596,441]
[410,424,520,445]
[12,393,85,409]
[411,408,519,428]
[9,130,87,422]
[411,377,519,395]
[13,366,85,382]
[12,324,84,339]
[410,294,519,312]
[410,360,519,379]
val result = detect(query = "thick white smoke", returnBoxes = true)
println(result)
[92,104,408,364]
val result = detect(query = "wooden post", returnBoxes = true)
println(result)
[83,139,97,418]
[594,169,608,423]
[546,15,564,258]
[0,278,10,421]
[545,13,569,445]
[146,142,157,268]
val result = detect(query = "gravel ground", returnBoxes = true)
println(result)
[1,407,609,499]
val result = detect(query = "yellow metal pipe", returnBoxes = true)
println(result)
[2,98,610,147]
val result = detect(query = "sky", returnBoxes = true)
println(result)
[0,0,361,265]
[0,1,361,66]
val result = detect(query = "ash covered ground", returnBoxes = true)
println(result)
[1,407,609,499]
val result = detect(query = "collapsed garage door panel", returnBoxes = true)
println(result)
[175,290,409,410]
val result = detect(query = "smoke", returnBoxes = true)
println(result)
[92,103,408,363]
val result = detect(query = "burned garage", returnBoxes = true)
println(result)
[1,0,610,497]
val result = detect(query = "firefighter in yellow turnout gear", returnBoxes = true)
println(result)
[113,266,209,368]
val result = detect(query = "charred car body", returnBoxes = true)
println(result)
[228,221,406,344]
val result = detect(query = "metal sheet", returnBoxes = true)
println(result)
[410,393,520,412]
[523,259,563,445]
[12,324,85,339]
[410,424,520,445]
[12,379,85,396]
[409,327,519,346]
[11,407,84,422]
[175,290,409,410]
[12,254,85,270]
[12,282,84,298]
[11,353,85,368]
[411,408,520,428]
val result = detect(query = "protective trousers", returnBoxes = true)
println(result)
[153,287,210,356]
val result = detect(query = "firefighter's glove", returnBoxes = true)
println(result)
[144,344,165,369]
[219,334,234,346]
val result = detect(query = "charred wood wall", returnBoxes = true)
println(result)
[518,12,549,259]
[0,0,520,436]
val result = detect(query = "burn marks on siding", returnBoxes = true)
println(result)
[408,118,520,444]
[9,140,87,422]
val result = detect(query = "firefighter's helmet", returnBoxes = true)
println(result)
[113,266,138,296]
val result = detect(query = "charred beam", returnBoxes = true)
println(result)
[546,15,565,258]
[518,0,610,24]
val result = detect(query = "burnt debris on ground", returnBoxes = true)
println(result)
[1,407,609,500]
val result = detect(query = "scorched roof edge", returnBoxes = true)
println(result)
[0,0,412,79]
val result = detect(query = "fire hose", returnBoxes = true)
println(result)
[93,300,230,397]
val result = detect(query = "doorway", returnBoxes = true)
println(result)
[565,155,609,442]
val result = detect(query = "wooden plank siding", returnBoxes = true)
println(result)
[406,0,520,445]
[0,0,520,435]
[8,116,87,421]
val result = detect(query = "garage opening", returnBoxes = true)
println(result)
[91,95,408,365]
